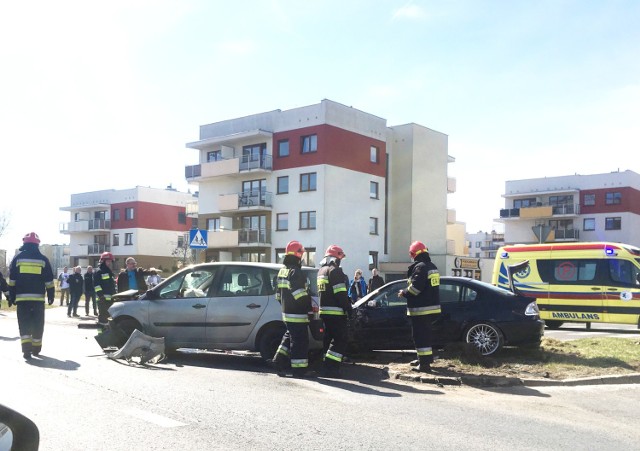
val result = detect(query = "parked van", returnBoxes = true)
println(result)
[492,242,640,329]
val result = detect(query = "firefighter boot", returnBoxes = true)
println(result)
[270,355,290,377]
[411,356,432,373]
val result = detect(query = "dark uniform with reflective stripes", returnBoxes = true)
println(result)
[94,261,117,328]
[273,257,313,375]
[317,260,351,374]
[8,243,55,356]
[402,253,440,368]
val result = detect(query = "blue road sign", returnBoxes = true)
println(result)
[189,229,208,249]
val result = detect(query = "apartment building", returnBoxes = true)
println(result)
[499,170,640,247]
[185,99,456,280]
[60,186,198,271]
[466,230,504,259]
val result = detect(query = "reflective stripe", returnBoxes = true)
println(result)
[45,281,55,289]
[325,349,343,362]
[292,288,307,300]
[428,271,440,287]
[16,294,45,302]
[320,306,346,316]
[417,347,433,356]
[407,284,421,296]
[282,313,309,323]
[291,359,308,368]
[407,305,441,316]
[317,276,329,292]
[17,259,45,276]
[333,283,347,294]
[277,344,290,357]
[20,336,32,344]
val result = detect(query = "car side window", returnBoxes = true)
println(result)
[216,266,267,297]
[462,287,478,302]
[608,259,640,287]
[158,268,217,299]
[375,283,406,308]
[440,283,461,304]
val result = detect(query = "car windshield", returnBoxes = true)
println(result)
[158,267,217,299]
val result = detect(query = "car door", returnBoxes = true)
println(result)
[603,258,640,324]
[147,267,217,347]
[436,280,482,343]
[206,265,271,344]
[352,281,412,350]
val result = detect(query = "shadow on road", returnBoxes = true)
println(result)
[26,354,80,371]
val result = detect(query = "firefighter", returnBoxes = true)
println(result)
[398,241,441,373]
[317,244,351,378]
[7,232,55,360]
[271,240,315,378]
[94,251,117,330]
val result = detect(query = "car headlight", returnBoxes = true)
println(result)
[524,301,540,316]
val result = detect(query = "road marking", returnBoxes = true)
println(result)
[123,408,187,428]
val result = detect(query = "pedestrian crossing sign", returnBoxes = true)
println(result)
[189,229,208,249]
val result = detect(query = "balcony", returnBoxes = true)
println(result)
[499,203,580,220]
[76,244,111,256]
[206,228,271,248]
[185,154,273,182]
[60,219,111,234]
[554,229,580,240]
[219,191,273,212]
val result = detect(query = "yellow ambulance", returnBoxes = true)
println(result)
[492,242,640,329]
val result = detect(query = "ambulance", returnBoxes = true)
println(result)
[492,242,640,329]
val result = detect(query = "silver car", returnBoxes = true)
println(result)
[108,262,321,360]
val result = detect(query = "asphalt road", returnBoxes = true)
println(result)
[544,321,640,341]
[2,306,640,450]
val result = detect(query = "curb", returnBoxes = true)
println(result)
[387,369,640,387]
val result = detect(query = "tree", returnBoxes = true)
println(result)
[170,233,196,272]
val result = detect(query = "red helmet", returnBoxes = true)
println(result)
[23,232,41,244]
[325,245,346,259]
[100,251,114,262]
[285,240,305,259]
[409,241,428,259]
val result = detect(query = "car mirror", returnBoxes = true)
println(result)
[0,404,40,451]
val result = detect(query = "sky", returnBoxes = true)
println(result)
[1,0,639,256]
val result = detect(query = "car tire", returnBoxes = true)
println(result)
[115,318,143,339]
[464,322,504,356]
[258,325,286,361]
[544,320,564,330]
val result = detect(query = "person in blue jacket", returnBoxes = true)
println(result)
[348,269,367,303]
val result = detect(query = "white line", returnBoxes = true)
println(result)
[123,408,188,428]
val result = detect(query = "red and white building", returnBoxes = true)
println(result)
[185,99,457,280]
[60,186,197,271]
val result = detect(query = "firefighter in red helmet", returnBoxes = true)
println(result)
[94,251,117,330]
[398,241,441,373]
[271,240,315,378]
[317,244,351,378]
[7,232,55,360]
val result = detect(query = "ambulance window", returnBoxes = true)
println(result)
[608,260,638,287]
[538,259,598,284]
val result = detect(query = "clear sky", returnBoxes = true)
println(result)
[1,0,638,256]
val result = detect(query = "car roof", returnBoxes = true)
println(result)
[181,262,317,271]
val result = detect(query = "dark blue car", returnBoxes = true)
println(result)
[349,277,544,356]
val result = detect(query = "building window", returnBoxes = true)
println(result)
[112,234,119,246]
[370,146,379,163]
[207,218,220,231]
[125,207,134,220]
[125,233,133,245]
[113,209,120,221]
[584,194,595,206]
[513,198,537,208]
[177,234,185,248]
[370,181,379,199]
[369,217,378,235]
[605,217,621,230]
[605,192,621,205]
[276,213,288,231]
[276,247,316,266]
[476,241,481,248]
[277,176,289,194]
[301,134,317,153]
[278,139,289,157]
[549,195,573,206]
[300,211,316,230]
[300,173,317,192]
[242,143,266,162]
[583,218,595,231]
[207,150,222,162]
[178,212,186,224]
[368,251,378,270]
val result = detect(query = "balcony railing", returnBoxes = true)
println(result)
[238,228,270,244]
[87,244,110,255]
[239,154,272,171]
[89,219,111,230]
[554,229,579,240]
[239,191,273,208]
[500,203,579,218]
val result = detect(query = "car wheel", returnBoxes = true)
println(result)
[258,325,286,361]
[544,320,564,330]
[116,318,142,339]
[464,322,504,356]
